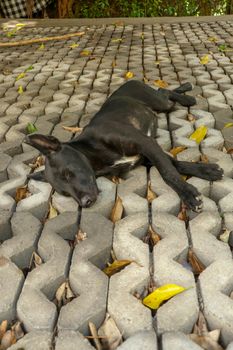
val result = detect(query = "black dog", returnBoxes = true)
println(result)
[25,80,223,211]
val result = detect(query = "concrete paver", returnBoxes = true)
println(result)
[0,15,233,349]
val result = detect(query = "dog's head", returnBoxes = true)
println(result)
[25,134,98,208]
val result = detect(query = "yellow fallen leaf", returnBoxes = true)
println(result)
[155,60,160,65]
[189,125,208,144]
[223,122,233,128]
[103,259,133,276]
[16,72,25,81]
[38,43,45,50]
[200,55,210,65]
[125,71,134,79]
[208,37,217,42]
[143,283,187,309]
[169,146,187,157]
[154,79,169,88]
[110,196,123,223]
[18,85,24,94]
[80,50,91,56]
[69,43,79,49]
[48,202,58,219]
[111,38,122,43]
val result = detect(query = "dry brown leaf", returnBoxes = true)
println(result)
[190,313,223,350]
[154,79,169,88]
[48,203,58,219]
[62,125,83,133]
[30,251,43,270]
[29,155,44,169]
[148,225,161,246]
[11,321,24,340]
[200,154,209,163]
[15,185,29,203]
[55,281,75,308]
[227,148,233,154]
[0,320,7,341]
[112,60,116,68]
[1,330,16,349]
[169,146,187,157]
[98,313,122,350]
[89,322,102,350]
[178,204,188,222]
[56,282,66,304]
[103,259,133,277]
[74,229,87,245]
[111,176,122,184]
[160,31,166,36]
[187,113,196,122]
[110,196,123,223]
[147,181,157,202]
[188,248,205,275]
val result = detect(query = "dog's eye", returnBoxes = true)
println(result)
[61,169,74,180]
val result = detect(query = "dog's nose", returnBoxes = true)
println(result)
[80,195,93,208]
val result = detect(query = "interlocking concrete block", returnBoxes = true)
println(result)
[0,153,11,182]
[118,166,147,216]
[55,330,95,350]
[190,109,215,128]
[222,126,233,151]
[157,129,171,150]
[58,213,113,334]
[211,177,233,213]
[17,215,71,332]
[0,212,42,269]
[8,331,52,350]
[213,108,233,131]
[16,179,52,220]
[117,331,157,350]
[150,167,180,215]
[0,176,26,212]
[162,332,203,350]
[189,212,231,266]
[152,213,198,334]
[199,260,233,346]
[52,177,116,218]
[201,129,224,150]
[7,150,39,179]
[108,214,152,338]
[0,256,24,323]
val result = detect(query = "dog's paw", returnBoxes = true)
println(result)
[198,163,224,181]
[180,184,203,212]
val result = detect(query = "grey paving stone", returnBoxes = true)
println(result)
[58,212,113,334]
[0,256,24,323]
[55,330,95,350]
[162,332,203,350]
[8,331,52,350]
[117,331,157,350]
[0,211,42,269]
[17,215,71,332]
[150,167,180,215]
[199,260,233,346]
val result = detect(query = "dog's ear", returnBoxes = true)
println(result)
[25,134,61,155]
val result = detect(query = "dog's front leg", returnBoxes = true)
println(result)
[130,133,203,211]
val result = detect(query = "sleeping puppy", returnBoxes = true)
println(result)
[25,80,223,211]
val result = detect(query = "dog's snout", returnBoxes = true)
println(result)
[80,195,94,208]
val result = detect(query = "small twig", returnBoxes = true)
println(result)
[89,322,103,350]
[0,31,85,47]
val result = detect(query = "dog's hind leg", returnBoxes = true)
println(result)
[170,158,224,181]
